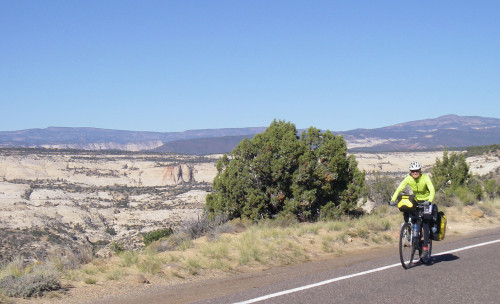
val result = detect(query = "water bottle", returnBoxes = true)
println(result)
[412,223,418,237]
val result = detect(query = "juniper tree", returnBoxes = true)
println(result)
[205,120,365,221]
[431,149,471,191]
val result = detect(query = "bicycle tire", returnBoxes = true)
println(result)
[429,239,432,257]
[399,223,415,269]
[421,238,433,264]
[418,224,433,264]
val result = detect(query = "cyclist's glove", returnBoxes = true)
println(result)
[389,201,396,206]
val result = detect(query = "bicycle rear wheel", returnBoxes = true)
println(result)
[399,223,416,269]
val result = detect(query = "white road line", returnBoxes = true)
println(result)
[233,238,500,304]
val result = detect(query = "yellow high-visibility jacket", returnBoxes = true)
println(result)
[391,173,435,203]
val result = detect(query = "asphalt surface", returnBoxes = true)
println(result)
[194,228,500,304]
[88,228,500,304]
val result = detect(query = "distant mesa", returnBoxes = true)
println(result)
[1,115,499,155]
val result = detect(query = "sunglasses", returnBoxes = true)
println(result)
[410,170,421,173]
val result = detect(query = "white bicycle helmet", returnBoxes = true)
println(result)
[408,160,422,171]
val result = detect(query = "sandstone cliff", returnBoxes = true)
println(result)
[39,141,164,151]
[0,149,217,259]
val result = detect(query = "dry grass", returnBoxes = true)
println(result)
[477,198,500,217]
[75,207,402,281]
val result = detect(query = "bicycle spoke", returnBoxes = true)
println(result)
[399,223,415,269]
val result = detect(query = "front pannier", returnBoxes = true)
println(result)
[397,194,416,213]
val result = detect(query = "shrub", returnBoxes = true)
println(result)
[454,186,476,206]
[483,179,498,199]
[153,232,192,252]
[435,191,460,208]
[0,268,60,298]
[143,228,174,246]
[106,227,117,236]
[83,277,97,284]
[432,149,470,191]
[205,222,237,241]
[477,201,497,217]
[181,213,229,240]
[2,256,24,278]
[21,188,33,200]
[110,242,125,253]
[365,172,397,207]
[46,248,93,271]
[468,177,483,200]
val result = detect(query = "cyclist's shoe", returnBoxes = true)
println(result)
[420,249,429,259]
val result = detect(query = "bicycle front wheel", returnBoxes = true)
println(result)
[399,223,416,269]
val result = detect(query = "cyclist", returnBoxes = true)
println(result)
[390,160,436,259]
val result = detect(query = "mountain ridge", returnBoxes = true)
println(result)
[339,114,500,152]
[1,114,499,154]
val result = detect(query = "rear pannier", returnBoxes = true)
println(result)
[432,211,447,241]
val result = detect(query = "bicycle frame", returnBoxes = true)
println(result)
[409,207,423,238]
[399,203,432,269]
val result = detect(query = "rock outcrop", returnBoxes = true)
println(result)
[162,164,192,184]
[39,141,165,152]
[0,149,217,260]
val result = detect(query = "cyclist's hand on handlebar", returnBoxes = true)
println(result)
[423,200,430,206]
[389,201,396,206]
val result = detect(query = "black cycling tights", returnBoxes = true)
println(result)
[422,220,430,248]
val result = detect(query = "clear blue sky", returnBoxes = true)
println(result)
[1,0,499,132]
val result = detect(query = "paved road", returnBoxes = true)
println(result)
[193,228,500,304]
[89,228,500,304]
